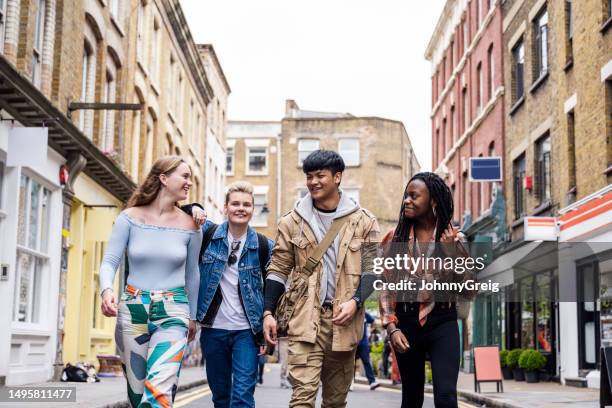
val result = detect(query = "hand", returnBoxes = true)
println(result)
[192,206,207,226]
[258,345,267,356]
[440,224,459,244]
[387,325,410,353]
[101,289,118,317]
[188,320,197,343]
[332,299,358,326]
[263,314,278,346]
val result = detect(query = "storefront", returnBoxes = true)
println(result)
[0,121,65,385]
[558,184,612,388]
[62,174,124,366]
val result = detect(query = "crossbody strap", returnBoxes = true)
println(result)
[302,215,350,277]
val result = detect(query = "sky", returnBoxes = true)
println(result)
[181,0,447,171]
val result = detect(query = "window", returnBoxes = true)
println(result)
[462,87,469,131]
[110,0,121,24]
[442,118,447,155]
[167,55,176,112]
[136,1,145,64]
[513,154,526,219]
[339,138,360,166]
[442,56,447,85]
[14,175,51,323]
[512,39,525,102]
[535,134,551,204]
[567,111,576,193]
[0,160,4,208]
[449,40,454,71]
[565,0,573,63]
[247,147,267,174]
[130,95,142,179]
[477,62,484,113]
[144,113,154,174]
[79,43,95,138]
[32,0,46,87]
[298,139,319,166]
[226,147,234,175]
[463,18,468,52]
[488,0,494,12]
[609,0,612,19]
[0,0,7,53]
[450,105,456,143]
[435,129,440,165]
[252,192,268,226]
[343,188,360,205]
[101,70,116,152]
[534,8,549,80]
[488,45,494,100]
[150,17,160,84]
[176,73,183,124]
[462,173,469,217]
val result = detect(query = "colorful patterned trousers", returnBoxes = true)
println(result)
[115,285,190,408]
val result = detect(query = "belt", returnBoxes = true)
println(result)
[125,284,181,298]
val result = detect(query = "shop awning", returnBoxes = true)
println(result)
[478,241,545,286]
[0,54,135,201]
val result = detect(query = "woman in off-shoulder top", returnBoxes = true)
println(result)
[99,156,203,408]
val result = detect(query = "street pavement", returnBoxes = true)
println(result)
[174,364,477,408]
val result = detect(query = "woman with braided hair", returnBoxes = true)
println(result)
[378,172,477,408]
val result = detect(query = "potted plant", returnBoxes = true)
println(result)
[507,349,525,381]
[499,349,513,380]
[518,349,547,383]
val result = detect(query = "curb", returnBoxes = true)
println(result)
[355,378,522,408]
[98,379,208,408]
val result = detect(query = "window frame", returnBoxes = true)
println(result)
[297,139,320,167]
[252,191,268,227]
[533,8,549,81]
[477,62,484,113]
[13,174,52,324]
[512,39,525,102]
[226,146,234,176]
[535,133,552,205]
[0,0,7,53]
[488,45,495,101]
[246,146,268,176]
[31,0,46,88]
[513,154,526,219]
[338,138,360,167]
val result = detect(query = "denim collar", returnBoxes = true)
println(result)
[212,221,258,250]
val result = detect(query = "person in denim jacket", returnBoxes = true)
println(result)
[185,181,273,408]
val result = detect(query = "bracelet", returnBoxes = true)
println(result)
[263,311,274,319]
[388,328,402,339]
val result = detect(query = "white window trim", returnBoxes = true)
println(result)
[245,146,268,176]
[297,139,320,167]
[338,138,360,167]
[226,147,235,176]
[252,186,270,227]
[0,0,7,53]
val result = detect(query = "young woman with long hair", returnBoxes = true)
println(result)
[379,172,477,408]
[99,156,203,407]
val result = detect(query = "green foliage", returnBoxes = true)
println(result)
[499,349,509,368]
[518,349,547,372]
[425,362,432,384]
[506,349,523,369]
[369,342,384,376]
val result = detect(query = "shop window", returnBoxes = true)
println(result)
[14,175,51,323]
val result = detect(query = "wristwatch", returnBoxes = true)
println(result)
[351,296,363,309]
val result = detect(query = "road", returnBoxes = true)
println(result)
[172,364,477,407]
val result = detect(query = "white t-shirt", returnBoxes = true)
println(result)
[212,231,251,330]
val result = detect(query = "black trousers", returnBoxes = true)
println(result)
[395,303,460,408]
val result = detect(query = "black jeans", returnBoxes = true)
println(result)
[395,303,460,408]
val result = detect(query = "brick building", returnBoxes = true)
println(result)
[280,100,419,234]
[471,0,612,387]
[226,121,281,239]
[426,0,505,229]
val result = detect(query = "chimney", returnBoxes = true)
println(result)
[285,99,299,116]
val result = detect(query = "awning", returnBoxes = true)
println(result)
[0,54,135,201]
[478,241,545,286]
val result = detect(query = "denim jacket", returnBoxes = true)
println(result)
[196,220,273,334]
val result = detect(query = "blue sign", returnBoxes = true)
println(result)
[469,157,502,182]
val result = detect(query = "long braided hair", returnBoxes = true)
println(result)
[392,172,454,243]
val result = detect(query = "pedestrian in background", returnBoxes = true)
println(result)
[99,156,203,408]
[355,312,380,390]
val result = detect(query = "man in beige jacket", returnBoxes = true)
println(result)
[263,150,379,408]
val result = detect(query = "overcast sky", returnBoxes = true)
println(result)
[181,0,446,171]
